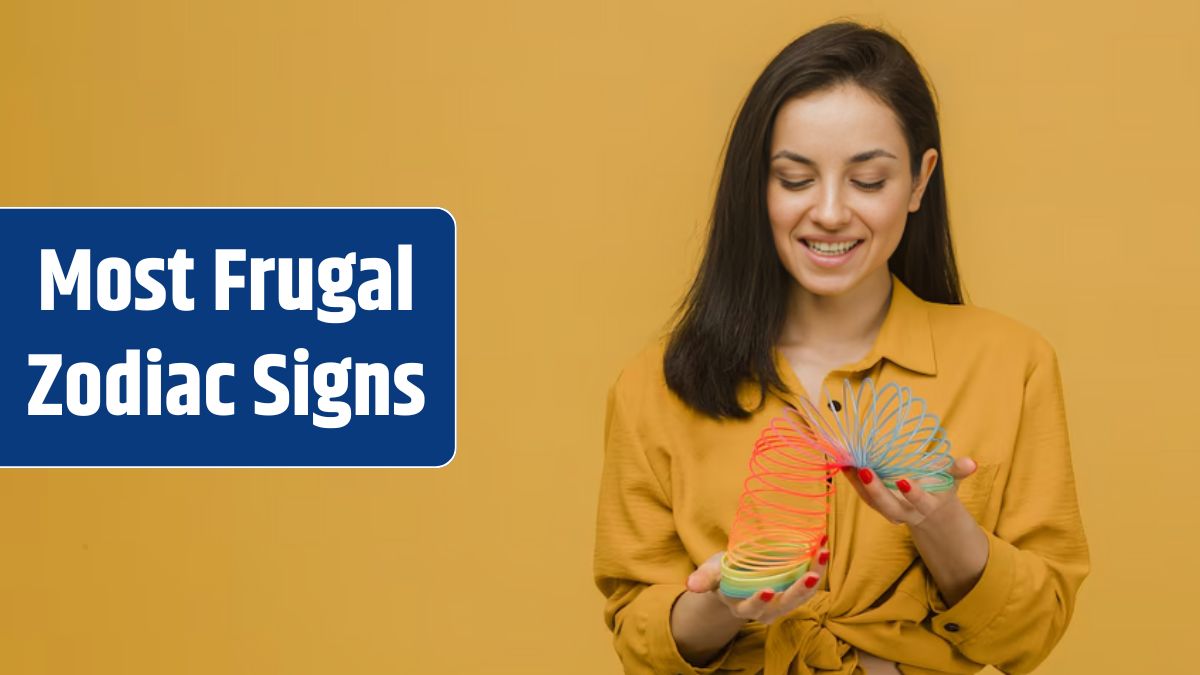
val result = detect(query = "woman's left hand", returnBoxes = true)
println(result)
[845,456,991,606]
[842,456,979,529]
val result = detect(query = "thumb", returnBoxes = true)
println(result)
[687,552,724,593]
[949,456,978,481]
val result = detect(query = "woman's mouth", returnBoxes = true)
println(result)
[801,239,862,256]
[800,238,863,267]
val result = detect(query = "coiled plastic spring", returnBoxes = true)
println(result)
[797,377,955,492]
[719,378,955,598]
[719,407,837,598]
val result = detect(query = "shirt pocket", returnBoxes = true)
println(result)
[954,461,999,521]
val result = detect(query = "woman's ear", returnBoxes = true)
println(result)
[908,148,939,212]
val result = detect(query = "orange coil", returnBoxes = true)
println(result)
[720,407,839,598]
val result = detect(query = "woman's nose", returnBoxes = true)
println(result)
[811,184,852,229]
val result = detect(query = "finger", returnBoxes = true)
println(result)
[948,456,977,481]
[895,476,940,517]
[755,540,831,624]
[730,539,826,621]
[840,466,877,506]
[776,547,827,607]
[686,552,724,593]
[720,581,777,619]
[773,568,821,611]
[813,541,830,574]
[843,467,904,521]
[853,467,911,522]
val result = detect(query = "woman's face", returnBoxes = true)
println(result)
[766,83,938,298]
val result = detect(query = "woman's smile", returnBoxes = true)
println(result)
[799,236,865,267]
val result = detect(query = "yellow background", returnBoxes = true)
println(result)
[1,1,1195,672]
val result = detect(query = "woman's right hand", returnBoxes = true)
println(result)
[685,543,830,625]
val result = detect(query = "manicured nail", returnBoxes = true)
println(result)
[803,574,818,589]
[759,589,775,602]
[819,534,828,547]
[818,550,829,565]
[897,479,911,494]
[858,468,874,485]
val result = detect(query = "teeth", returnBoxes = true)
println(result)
[805,239,860,255]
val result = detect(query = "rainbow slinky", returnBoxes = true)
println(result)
[719,377,955,599]
[719,407,836,598]
[798,377,956,492]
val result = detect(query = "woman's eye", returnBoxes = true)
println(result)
[779,178,886,191]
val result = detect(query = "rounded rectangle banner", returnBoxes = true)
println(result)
[0,207,456,467]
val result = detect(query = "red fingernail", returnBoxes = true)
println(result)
[819,534,828,547]
[759,589,775,602]
[897,479,911,494]
[803,575,818,588]
[840,466,853,474]
[858,468,874,484]
[818,550,829,565]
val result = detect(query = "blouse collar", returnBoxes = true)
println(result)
[859,272,938,377]
[769,273,938,384]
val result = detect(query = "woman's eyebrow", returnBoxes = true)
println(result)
[770,148,897,165]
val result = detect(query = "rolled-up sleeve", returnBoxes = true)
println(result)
[924,337,1091,673]
[592,374,737,674]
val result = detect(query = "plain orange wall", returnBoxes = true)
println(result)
[1,1,1196,673]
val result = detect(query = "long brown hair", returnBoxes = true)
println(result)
[664,20,963,420]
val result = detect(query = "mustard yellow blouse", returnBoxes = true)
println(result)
[592,274,1090,675]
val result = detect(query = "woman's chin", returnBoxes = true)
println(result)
[789,257,893,298]
[794,272,859,297]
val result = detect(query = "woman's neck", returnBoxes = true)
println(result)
[779,267,893,361]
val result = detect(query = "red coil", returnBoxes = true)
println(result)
[721,407,839,598]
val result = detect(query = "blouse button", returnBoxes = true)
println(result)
[944,622,961,633]
[828,400,842,412]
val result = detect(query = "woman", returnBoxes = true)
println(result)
[592,20,1090,675]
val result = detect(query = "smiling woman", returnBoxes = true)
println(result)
[765,83,942,406]
[767,86,938,300]
[593,19,1089,675]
